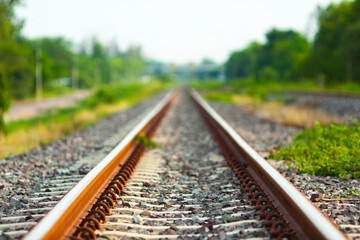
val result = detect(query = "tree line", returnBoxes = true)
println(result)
[226,0,360,84]
[0,0,146,133]
[0,1,146,100]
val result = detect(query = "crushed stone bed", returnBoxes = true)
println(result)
[97,94,270,239]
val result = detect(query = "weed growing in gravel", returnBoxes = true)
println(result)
[136,134,158,148]
[348,188,358,197]
[335,188,360,199]
[270,120,360,179]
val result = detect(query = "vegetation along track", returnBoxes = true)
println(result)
[12,89,348,239]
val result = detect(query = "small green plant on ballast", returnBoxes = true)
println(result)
[270,120,360,179]
[348,188,359,197]
[136,134,158,148]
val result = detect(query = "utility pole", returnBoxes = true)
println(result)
[36,48,43,106]
[72,56,79,91]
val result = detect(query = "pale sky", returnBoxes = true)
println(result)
[16,0,342,64]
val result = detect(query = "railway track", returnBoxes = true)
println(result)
[0,89,352,239]
[0,94,167,239]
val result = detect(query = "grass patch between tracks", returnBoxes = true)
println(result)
[0,80,171,158]
[270,120,360,179]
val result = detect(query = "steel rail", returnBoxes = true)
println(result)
[190,89,348,240]
[24,90,177,240]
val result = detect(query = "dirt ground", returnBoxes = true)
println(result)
[4,91,90,121]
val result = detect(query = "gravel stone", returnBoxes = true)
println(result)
[98,94,270,239]
[132,215,143,224]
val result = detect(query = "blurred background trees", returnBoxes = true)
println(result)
[226,0,360,85]
[2,0,360,123]
[1,0,33,101]
[0,0,146,104]
[0,67,10,134]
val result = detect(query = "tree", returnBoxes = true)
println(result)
[0,0,34,99]
[0,67,10,134]
[259,29,309,80]
[29,37,73,88]
[226,42,261,80]
[226,29,309,81]
[122,45,145,80]
[312,1,354,83]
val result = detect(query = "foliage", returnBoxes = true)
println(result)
[270,121,360,179]
[205,92,234,103]
[226,0,360,85]
[0,0,20,133]
[76,40,145,89]
[192,78,360,97]
[0,0,34,99]
[82,86,120,107]
[82,81,168,108]
[226,29,309,81]
[136,134,158,148]
[0,1,147,135]
[0,67,10,134]
[157,74,174,83]
[29,37,73,88]
[190,80,223,91]
[0,0,146,101]
[226,42,262,80]
[312,1,360,83]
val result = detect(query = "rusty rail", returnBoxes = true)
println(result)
[190,89,348,240]
[24,90,177,240]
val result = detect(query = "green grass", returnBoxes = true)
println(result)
[42,86,74,98]
[6,81,169,134]
[1,80,171,158]
[82,82,164,108]
[270,120,360,179]
[205,92,234,103]
[6,107,79,133]
[191,79,360,99]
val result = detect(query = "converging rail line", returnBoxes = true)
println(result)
[24,90,178,239]
[17,89,348,239]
